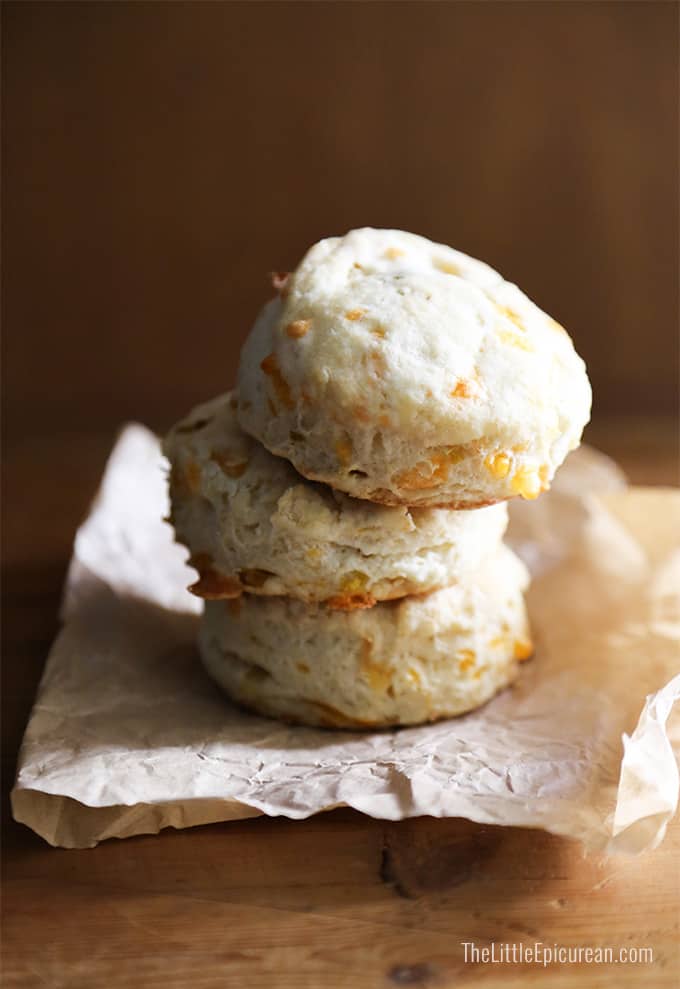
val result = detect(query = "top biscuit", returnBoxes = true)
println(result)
[237,228,592,508]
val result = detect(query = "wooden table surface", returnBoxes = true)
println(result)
[2,420,679,988]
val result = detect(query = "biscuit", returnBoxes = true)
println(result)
[198,544,532,728]
[237,228,591,508]
[163,392,508,608]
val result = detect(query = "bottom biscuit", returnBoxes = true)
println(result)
[198,544,532,729]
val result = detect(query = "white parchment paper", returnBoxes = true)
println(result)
[11,427,680,850]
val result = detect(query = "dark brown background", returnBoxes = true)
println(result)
[3,0,679,443]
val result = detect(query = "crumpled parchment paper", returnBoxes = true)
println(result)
[11,427,680,850]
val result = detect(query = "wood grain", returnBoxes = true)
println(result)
[3,813,679,988]
[2,429,678,987]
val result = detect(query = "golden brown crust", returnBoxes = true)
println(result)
[209,449,248,478]
[188,554,243,600]
[238,568,275,589]
[187,564,449,609]
[169,462,201,499]
[246,455,504,509]
[325,591,377,612]
[299,472,503,509]
[226,692,391,730]
[226,690,504,731]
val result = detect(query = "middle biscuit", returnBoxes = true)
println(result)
[163,391,508,610]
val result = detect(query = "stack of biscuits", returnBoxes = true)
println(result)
[164,229,591,729]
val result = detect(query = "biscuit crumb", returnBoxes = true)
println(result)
[271,271,291,296]
[384,247,405,260]
[345,309,365,321]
